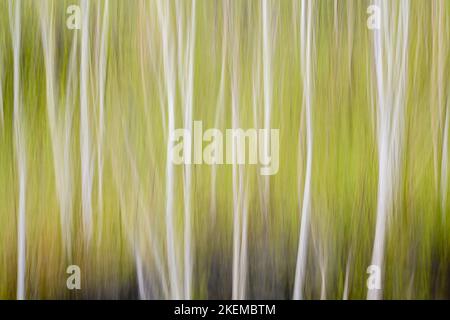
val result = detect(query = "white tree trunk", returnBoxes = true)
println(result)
[80,0,93,241]
[9,0,26,300]
[293,0,314,300]
[368,0,409,300]
[156,0,181,299]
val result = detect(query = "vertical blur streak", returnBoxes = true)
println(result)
[62,29,78,256]
[137,1,171,299]
[39,1,61,250]
[430,0,449,218]
[176,0,197,300]
[0,50,3,129]
[230,23,240,301]
[443,102,449,218]
[342,255,351,300]
[368,0,410,300]
[210,1,228,222]
[261,0,273,218]
[9,0,26,300]
[134,248,146,299]
[251,25,263,218]
[238,184,249,299]
[80,0,93,241]
[156,0,181,299]
[39,1,75,256]
[185,0,196,300]
[230,3,246,299]
[96,0,109,241]
[293,0,314,300]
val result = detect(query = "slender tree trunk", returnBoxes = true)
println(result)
[156,0,181,299]
[80,0,93,241]
[9,0,26,300]
[96,0,109,242]
[368,0,409,300]
[294,0,314,300]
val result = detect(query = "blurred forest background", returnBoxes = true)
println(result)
[0,0,449,299]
